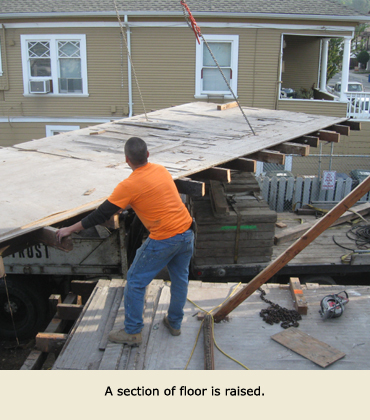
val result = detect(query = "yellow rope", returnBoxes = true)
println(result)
[185,283,250,370]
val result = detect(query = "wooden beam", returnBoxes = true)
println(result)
[220,158,256,172]
[190,167,231,183]
[57,303,84,321]
[247,149,285,165]
[342,120,361,131]
[209,180,229,215]
[217,101,238,111]
[49,294,62,315]
[271,142,310,156]
[318,130,340,143]
[32,226,73,252]
[203,314,215,370]
[212,175,370,322]
[20,350,48,370]
[36,332,68,353]
[328,124,350,136]
[289,277,308,315]
[175,178,205,196]
[293,136,319,148]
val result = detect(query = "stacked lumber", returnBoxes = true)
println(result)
[191,172,277,265]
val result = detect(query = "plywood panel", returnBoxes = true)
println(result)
[0,102,348,246]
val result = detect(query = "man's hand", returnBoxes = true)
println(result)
[56,221,83,243]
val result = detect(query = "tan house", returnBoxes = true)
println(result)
[1,0,370,166]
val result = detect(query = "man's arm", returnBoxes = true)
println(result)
[56,200,122,243]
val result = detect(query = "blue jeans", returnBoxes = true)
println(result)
[124,229,194,334]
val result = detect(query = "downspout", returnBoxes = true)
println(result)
[124,15,133,117]
[1,24,10,90]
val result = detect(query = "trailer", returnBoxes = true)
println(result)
[0,102,366,339]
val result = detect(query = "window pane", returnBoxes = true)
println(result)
[58,41,81,58]
[203,42,231,67]
[28,41,50,58]
[59,58,81,78]
[203,68,230,91]
[28,41,51,77]
[30,58,51,77]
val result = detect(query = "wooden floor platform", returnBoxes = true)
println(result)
[53,279,370,370]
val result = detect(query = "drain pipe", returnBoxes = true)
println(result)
[124,15,133,117]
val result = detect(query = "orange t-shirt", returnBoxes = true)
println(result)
[108,162,192,240]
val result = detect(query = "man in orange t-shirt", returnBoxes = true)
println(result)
[57,137,194,346]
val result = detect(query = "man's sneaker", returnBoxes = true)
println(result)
[108,328,142,346]
[163,315,181,336]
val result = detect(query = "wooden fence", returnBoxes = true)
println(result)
[257,176,370,212]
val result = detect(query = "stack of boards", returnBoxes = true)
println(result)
[190,171,277,266]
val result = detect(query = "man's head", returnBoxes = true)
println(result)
[124,137,149,167]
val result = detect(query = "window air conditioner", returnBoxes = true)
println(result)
[29,79,51,94]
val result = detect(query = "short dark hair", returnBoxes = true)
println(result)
[124,137,148,165]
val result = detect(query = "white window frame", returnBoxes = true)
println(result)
[46,125,80,136]
[21,34,88,96]
[195,34,239,99]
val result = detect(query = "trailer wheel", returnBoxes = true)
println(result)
[300,275,336,285]
[0,277,47,340]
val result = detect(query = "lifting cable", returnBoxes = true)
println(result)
[180,0,256,136]
[113,0,148,121]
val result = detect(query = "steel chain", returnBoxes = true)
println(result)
[258,287,301,329]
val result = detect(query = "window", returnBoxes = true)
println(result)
[195,35,239,98]
[46,125,80,136]
[21,34,88,96]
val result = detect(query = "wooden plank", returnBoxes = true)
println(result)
[20,350,48,370]
[130,280,164,370]
[212,175,370,322]
[57,303,84,321]
[203,314,215,370]
[275,202,370,245]
[342,120,361,131]
[209,180,229,215]
[175,178,205,196]
[328,124,350,136]
[191,167,231,183]
[271,142,310,156]
[294,136,319,148]
[49,294,62,315]
[220,158,256,172]
[289,277,308,315]
[318,130,340,143]
[247,149,285,164]
[36,333,68,353]
[217,101,238,111]
[350,252,370,265]
[271,328,345,368]
[98,281,124,351]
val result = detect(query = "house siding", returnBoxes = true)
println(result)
[0,16,361,147]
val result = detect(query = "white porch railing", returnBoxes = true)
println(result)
[346,92,370,119]
[257,175,370,212]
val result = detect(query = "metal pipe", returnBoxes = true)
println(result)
[124,15,133,117]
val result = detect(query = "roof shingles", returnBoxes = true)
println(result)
[0,0,366,17]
